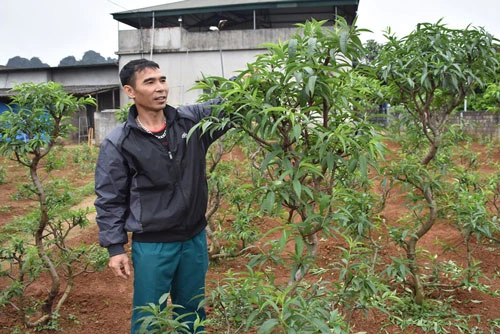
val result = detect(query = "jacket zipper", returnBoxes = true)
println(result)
[141,123,191,234]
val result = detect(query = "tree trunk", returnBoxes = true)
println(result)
[406,237,425,305]
[29,162,60,326]
[405,186,437,305]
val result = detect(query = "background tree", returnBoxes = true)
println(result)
[362,39,384,64]
[467,52,500,112]
[468,82,500,112]
[374,20,499,305]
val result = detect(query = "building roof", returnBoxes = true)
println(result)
[0,84,119,99]
[63,84,120,95]
[113,0,358,31]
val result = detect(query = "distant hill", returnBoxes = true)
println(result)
[6,56,49,68]
[59,50,117,67]
[4,50,117,69]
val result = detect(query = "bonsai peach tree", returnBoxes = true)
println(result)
[190,17,387,332]
[374,20,499,305]
[0,81,107,328]
[193,11,381,289]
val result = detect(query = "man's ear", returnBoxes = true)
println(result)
[123,85,135,99]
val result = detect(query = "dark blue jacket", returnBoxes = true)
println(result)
[95,98,226,256]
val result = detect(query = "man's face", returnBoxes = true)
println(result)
[124,67,169,113]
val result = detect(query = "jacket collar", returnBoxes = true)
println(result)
[126,104,178,128]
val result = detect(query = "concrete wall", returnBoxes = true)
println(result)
[448,112,500,138]
[51,67,118,86]
[94,110,121,145]
[118,27,297,54]
[0,71,50,87]
[0,65,119,89]
[380,111,500,138]
[117,27,297,105]
[119,49,262,105]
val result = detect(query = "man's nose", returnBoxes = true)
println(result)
[155,82,165,91]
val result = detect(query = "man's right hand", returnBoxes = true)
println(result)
[108,253,131,279]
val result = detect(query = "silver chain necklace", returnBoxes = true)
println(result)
[136,116,167,139]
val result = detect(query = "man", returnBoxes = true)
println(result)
[94,59,228,333]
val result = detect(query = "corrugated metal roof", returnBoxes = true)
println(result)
[116,0,358,13]
[0,85,119,99]
[113,0,358,31]
[63,85,119,95]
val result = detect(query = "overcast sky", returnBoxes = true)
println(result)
[1,0,499,67]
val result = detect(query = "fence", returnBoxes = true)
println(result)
[448,111,499,138]
[371,110,499,138]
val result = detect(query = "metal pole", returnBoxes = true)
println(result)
[150,12,155,60]
[218,20,227,77]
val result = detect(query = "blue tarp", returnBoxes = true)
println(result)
[0,103,48,142]
[0,102,10,113]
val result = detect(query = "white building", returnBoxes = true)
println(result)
[112,0,359,105]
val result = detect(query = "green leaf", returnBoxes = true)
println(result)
[295,235,305,256]
[339,30,349,54]
[293,179,301,198]
[306,75,317,97]
[261,191,275,213]
[277,228,290,252]
[307,37,317,57]
[260,151,280,172]
[291,123,301,142]
[258,319,279,334]
[288,38,298,59]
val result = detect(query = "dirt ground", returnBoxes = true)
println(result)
[0,141,499,333]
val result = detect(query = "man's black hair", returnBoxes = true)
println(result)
[119,59,160,87]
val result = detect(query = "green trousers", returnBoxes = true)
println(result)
[130,229,208,333]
